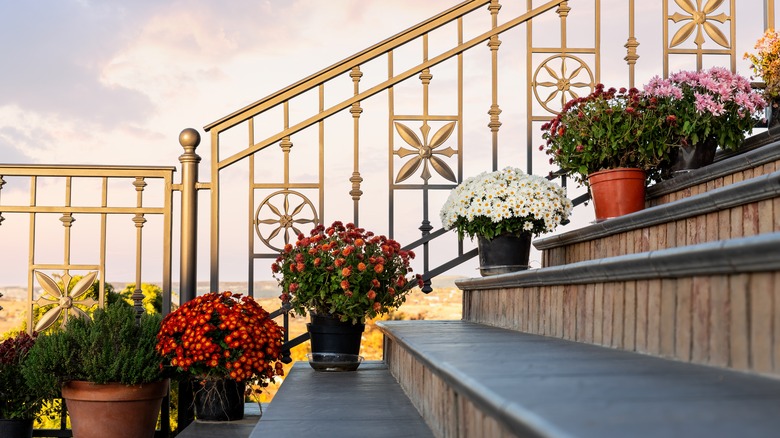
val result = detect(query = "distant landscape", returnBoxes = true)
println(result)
[0,276,465,301]
[1,278,463,404]
[0,276,466,336]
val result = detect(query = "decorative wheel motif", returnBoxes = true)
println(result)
[669,0,730,49]
[255,190,318,252]
[34,271,98,332]
[532,54,594,114]
[393,121,458,183]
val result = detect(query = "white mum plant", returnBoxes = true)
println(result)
[440,167,573,240]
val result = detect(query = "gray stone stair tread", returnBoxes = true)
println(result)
[250,361,434,437]
[378,320,780,438]
[176,403,263,438]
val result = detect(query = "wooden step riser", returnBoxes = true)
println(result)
[543,197,780,266]
[463,272,780,378]
[385,338,519,438]
[537,169,780,267]
[647,157,780,208]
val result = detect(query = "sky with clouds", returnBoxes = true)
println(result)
[0,0,468,287]
[0,0,459,166]
[0,0,771,287]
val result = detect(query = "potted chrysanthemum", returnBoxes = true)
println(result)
[271,221,422,368]
[440,167,572,276]
[156,291,285,421]
[643,67,765,174]
[542,85,673,220]
[745,28,780,130]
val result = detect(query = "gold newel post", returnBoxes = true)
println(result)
[177,127,201,430]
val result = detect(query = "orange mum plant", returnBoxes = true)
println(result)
[272,221,423,324]
[156,291,285,387]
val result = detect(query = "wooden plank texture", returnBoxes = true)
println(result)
[730,274,750,370]
[750,274,774,374]
[675,278,692,362]
[709,277,730,368]
[635,281,649,352]
[691,277,710,364]
[660,279,677,358]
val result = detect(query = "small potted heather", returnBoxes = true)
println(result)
[22,304,168,438]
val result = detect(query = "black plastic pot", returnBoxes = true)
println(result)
[669,137,718,175]
[193,379,245,421]
[0,418,33,438]
[307,314,365,355]
[477,232,532,276]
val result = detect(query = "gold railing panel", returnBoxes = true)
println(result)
[198,0,775,294]
[664,0,736,74]
[0,165,175,333]
[205,0,568,292]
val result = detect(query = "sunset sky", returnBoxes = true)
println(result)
[0,0,464,286]
[0,1,771,287]
[0,0,458,167]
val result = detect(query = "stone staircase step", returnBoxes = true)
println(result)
[458,232,780,375]
[536,169,780,267]
[176,403,264,438]
[379,320,780,438]
[250,361,434,438]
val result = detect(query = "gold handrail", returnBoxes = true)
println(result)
[204,0,495,134]
[212,0,566,170]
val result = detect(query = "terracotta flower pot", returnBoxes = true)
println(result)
[61,379,169,438]
[587,168,646,221]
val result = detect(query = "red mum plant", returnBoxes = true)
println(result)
[156,291,285,388]
[271,221,423,324]
[542,84,675,185]
[0,331,45,421]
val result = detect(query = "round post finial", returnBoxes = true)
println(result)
[179,128,202,163]
[179,128,201,149]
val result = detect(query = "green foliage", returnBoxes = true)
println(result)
[22,305,164,398]
[272,222,422,324]
[119,283,163,314]
[0,332,45,420]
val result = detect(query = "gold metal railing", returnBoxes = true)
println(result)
[203,0,569,293]
[200,0,776,293]
[0,165,176,334]
[0,0,777,435]
[0,163,178,436]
